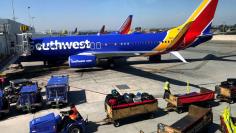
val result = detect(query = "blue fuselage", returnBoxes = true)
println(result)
[31,32,167,60]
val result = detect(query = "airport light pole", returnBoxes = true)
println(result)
[27,6,32,27]
[11,0,16,21]
[31,17,35,29]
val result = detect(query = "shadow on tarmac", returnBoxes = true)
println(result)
[69,90,87,105]
[111,53,236,89]
[86,121,101,133]
[113,65,202,89]
[6,65,68,81]
[126,54,236,66]
[208,122,221,133]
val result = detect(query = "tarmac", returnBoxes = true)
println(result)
[0,40,236,133]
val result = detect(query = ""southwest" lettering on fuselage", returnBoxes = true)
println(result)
[35,40,92,51]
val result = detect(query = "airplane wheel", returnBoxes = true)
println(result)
[148,55,161,62]
[108,59,115,68]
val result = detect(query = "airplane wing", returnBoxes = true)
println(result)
[79,51,161,58]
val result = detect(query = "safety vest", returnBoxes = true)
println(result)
[69,114,78,120]
[222,107,236,133]
[69,107,79,120]
[164,82,170,91]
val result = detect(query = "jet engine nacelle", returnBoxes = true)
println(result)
[69,55,97,68]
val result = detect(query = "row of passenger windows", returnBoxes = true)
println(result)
[103,40,171,46]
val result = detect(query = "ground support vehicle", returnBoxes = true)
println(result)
[30,111,87,133]
[0,90,10,117]
[46,75,69,108]
[164,87,214,113]
[215,78,236,104]
[157,105,213,133]
[4,79,33,103]
[16,83,43,112]
[220,107,236,133]
[105,97,158,127]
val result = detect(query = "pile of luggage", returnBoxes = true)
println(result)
[105,89,155,106]
[220,78,236,87]
[215,78,236,104]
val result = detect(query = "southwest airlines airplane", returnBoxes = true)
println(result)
[29,0,218,68]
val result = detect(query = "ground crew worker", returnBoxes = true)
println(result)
[70,104,82,120]
[163,81,171,99]
[59,104,81,131]
[186,80,190,94]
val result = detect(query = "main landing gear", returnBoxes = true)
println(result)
[148,55,161,62]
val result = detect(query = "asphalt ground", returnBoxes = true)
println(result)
[0,40,236,133]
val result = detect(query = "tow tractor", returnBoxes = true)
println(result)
[30,111,87,133]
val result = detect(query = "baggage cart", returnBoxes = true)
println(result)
[46,75,69,107]
[157,105,213,133]
[16,83,43,112]
[105,99,158,127]
[164,87,214,113]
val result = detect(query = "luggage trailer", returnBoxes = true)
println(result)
[157,105,213,133]
[16,84,43,112]
[164,87,215,113]
[46,75,70,107]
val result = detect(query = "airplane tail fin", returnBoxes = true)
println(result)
[99,25,106,34]
[119,15,133,34]
[185,0,219,36]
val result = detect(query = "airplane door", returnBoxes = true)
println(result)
[96,42,101,49]
[90,42,95,50]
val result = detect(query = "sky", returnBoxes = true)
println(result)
[0,0,236,32]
